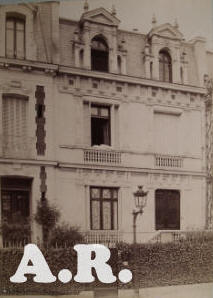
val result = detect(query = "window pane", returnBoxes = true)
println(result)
[2,97,27,153]
[2,194,11,211]
[164,63,170,82]
[113,201,118,229]
[100,107,109,117]
[6,19,14,29]
[6,27,14,58]
[90,187,118,231]
[103,189,111,199]
[159,60,164,81]
[103,119,110,145]
[16,20,24,31]
[91,39,108,51]
[91,106,99,116]
[155,189,180,230]
[102,201,111,229]
[91,200,100,229]
[112,189,118,199]
[91,188,100,199]
[16,28,25,59]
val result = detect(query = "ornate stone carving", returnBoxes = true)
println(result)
[35,85,46,156]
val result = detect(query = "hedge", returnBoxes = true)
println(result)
[0,238,213,295]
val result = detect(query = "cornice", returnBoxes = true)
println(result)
[0,57,206,95]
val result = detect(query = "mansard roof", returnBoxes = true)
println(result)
[80,7,120,27]
[148,23,184,40]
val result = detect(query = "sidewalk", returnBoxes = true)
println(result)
[1,283,213,298]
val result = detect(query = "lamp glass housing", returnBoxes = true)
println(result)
[133,186,148,210]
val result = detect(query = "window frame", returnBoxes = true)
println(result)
[159,50,172,83]
[155,189,180,230]
[90,186,118,231]
[91,35,109,72]
[91,104,111,146]
[1,177,32,225]
[5,15,26,59]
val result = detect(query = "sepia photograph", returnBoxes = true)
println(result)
[0,0,213,297]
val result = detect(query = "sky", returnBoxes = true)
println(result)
[0,0,212,48]
[60,0,213,49]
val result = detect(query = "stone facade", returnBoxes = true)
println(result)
[0,1,212,245]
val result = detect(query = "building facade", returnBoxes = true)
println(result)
[0,1,212,246]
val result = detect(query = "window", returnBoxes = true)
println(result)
[1,177,31,224]
[150,61,153,79]
[91,35,109,72]
[180,66,184,84]
[159,50,172,82]
[79,49,84,68]
[90,187,118,230]
[6,15,25,59]
[117,56,122,74]
[155,189,180,230]
[154,111,180,155]
[91,105,110,146]
[2,94,28,156]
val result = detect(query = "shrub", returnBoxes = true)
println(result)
[2,223,31,242]
[49,224,83,248]
[34,200,60,246]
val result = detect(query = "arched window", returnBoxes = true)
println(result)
[6,14,25,59]
[159,50,172,82]
[91,35,109,72]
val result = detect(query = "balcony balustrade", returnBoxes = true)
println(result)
[84,148,121,165]
[155,154,183,168]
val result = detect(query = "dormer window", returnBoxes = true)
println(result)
[6,14,25,59]
[159,49,172,83]
[91,35,109,72]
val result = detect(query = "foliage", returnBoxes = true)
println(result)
[34,200,60,246]
[185,230,213,242]
[1,236,213,295]
[49,224,83,248]
[2,223,31,242]
[34,200,60,230]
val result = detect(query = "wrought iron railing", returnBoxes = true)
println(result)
[83,231,122,248]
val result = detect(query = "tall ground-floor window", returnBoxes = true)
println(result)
[90,187,118,230]
[1,177,31,225]
[155,189,180,230]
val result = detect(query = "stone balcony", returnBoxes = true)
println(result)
[155,154,183,168]
[0,135,35,159]
[84,148,121,165]
[59,146,203,172]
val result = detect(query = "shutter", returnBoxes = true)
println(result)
[2,96,27,150]
[154,112,179,155]
[16,20,25,59]
[6,19,15,58]
[155,189,180,230]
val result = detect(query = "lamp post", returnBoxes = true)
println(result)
[132,186,148,244]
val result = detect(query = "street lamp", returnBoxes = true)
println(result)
[132,186,148,244]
